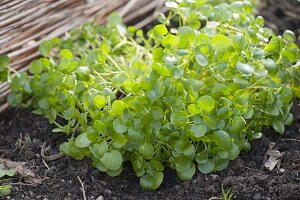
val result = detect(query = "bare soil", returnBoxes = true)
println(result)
[260,0,300,45]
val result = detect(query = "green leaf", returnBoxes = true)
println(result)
[101,150,123,170]
[283,30,296,42]
[264,37,280,53]
[39,40,52,56]
[198,159,215,174]
[153,24,168,37]
[190,124,207,138]
[38,98,51,110]
[165,1,178,9]
[162,34,179,47]
[59,141,84,160]
[7,93,22,107]
[140,172,163,190]
[175,156,192,172]
[212,130,231,148]
[195,53,208,67]
[150,160,164,172]
[262,58,276,73]
[151,106,164,120]
[111,132,127,148]
[178,26,195,49]
[139,142,155,159]
[113,118,128,133]
[90,141,108,157]
[0,55,9,71]
[177,163,196,181]
[75,132,92,148]
[101,40,111,54]
[188,104,201,114]
[107,166,123,177]
[0,164,15,178]
[197,95,215,112]
[229,116,246,134]
[170,111,189,127]
[29,60,43,75]
[211,35,231,50]
[284,113,294,125]
[60,49,73,59]
[229,143,240,160]
[236,61,255,75]
[93,95,106,109]
[111,100,127,117]
[93,120,107,135]
[152,48,164,62]
[272,120,285,134]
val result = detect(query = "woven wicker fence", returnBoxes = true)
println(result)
[0,0,165,113]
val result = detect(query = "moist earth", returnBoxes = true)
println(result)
[0,103,299,200]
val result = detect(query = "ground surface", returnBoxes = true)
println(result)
[1,1,300,200]
[260,0,300,45]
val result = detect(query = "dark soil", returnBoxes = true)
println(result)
[1,1,300,200]
[260,0,300,45]
[1,103,300,200]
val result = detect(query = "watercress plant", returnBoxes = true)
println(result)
[6,0,300,190]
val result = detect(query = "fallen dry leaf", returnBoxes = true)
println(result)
[264,150,283,171]
[0,159,42,186]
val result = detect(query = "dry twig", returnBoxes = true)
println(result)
[77,176,87,200]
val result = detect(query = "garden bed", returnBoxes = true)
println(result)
[1,0,300,199]
[1,104,299,200]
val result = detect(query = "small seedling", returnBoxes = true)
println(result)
[0,185,12,197]
[221,184,234,200]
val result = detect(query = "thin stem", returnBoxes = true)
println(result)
[106,54,124,72]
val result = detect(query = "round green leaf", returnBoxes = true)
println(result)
[90,141,108,157]
[38,98,51,110]
[272,120,285,134]
[198,159,215,174]
[195,53,208,67]
[93,95,106,109]
[39,40,52,56]
[60,49,73,59]
[93,120,107,134]
[107,166,123,177]
[153,24,168,36]
[165,1,178,9]
[140,172,164,190]
[230,116,246,134]
[110,100,127,117]
[212,130,231,148]
[283,30,296,42]
[190,124,207,138]
[113,118,128,133]
[177,163,196,181]
[0,55,9,71]
[236,61,255,75]
[178,26,195,49]
[197,95,215,112]
[151,106,164,120]
[162,34,179,47]
[139,142,155,160]
[211,35,231,50]
[75,132,92,148]
[229,143,240,160]
[102,150,123,170]
[29,60,43,75]
[170,111,189,127]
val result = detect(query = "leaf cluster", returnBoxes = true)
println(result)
[7,0,300,190]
